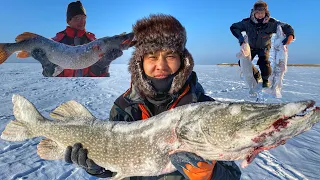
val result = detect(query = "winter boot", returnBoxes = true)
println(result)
[262,79,270,88]
[253,72,262,83]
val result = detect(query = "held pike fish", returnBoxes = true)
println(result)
[1,95,320,179]
[0,32,134,69]
[237,35,258,96]
[266,25,289,98]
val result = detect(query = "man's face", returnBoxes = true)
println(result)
[68,14,86,30]
[254,10,266,19]
[143,50,181,79]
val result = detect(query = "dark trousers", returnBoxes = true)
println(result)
[238,48,271,80]
[251,48,271,80]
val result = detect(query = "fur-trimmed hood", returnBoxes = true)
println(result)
[128,14,194,98]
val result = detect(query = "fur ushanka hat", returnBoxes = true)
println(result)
[129,14,194,98]
[250,1,270,23]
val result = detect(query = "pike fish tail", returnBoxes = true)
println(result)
[0,43,14,64]
[1,94,44,141]
[0,32,43,63]
[1,95,65,160]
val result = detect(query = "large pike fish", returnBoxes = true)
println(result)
[0,32,134,69]
[266,25,289,98]
[1,95,320,179]
[237,35,258,96]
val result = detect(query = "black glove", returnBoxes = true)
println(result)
[65,143,113,178]
[282,36,289,45]
[238,36,244,46]
[31,48,57,77]
[90,48,123,76]
[90,65,110,77]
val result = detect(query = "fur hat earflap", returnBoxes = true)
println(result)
[129,14,194,98]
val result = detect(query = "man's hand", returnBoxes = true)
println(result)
[90,48,123,76]
[31,48,57,77]
[170,152,216,180]
[282,35,294,45]
[65,143,113,178]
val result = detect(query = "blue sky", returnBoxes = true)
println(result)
[1,0,319,64]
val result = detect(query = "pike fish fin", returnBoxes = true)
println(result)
[112,173,126,180]
[1,94,45,141]
[0,44,12,64]
[16,50,30,58]
[37,138,65,160]
[50,100,94,121]
[1,120,34,141]
[12,94,44,124]
[15,32,39,43]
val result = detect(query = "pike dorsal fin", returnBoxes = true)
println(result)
[15,32,39,43]
[50,100,94,121]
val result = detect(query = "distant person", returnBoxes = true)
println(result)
[230,0,294,87]
[32,1,120,77]
[63,14,242,179]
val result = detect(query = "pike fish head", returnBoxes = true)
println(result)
[100,32,135,51]
[198,100,319,167]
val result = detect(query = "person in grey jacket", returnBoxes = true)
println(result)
[230,0,294,87]
[64,14,242,180]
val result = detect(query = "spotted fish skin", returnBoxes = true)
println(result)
[1,94,320,179]
[0,32,134,69]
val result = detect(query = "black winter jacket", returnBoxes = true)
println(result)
[230,17,294,49]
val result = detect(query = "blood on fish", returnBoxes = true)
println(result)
[99,53,105,58]
[272,118,289,130]
[92,45,101,51]
[246,139,286,165]
[252,118,289,143]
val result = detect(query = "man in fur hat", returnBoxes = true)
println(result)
[230,0,295,88]
[31,1,122,77]
[64,14,242,179]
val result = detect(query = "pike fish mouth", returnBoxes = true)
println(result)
[242,101,319,168]
[295,101,317,117]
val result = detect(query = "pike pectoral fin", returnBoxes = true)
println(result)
[15,32,39,43]
[37,138,65,160]
[16,50,30,58]
[50,100,95,121]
